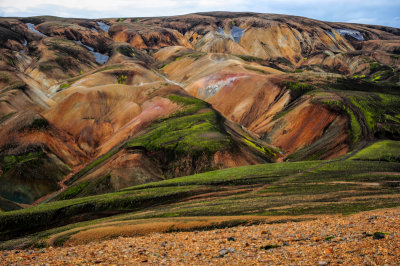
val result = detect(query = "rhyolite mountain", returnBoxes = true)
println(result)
[0,12,399,209]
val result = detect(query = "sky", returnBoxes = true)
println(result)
[0,0,399,28]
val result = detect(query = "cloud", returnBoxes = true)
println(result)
[0,0,399,28]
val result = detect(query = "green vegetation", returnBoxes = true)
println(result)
[58,182,89,200]
[235,54,262,62]
[123,161,320,190]
[59,175,113,199]
[166,94,209,116]
[350,140,400,162]
[370,62,381,72]
[324,236,335,241]
[0,185,202,239]
[244,66,267,74]
[39,63,54,71]
[29,117,50,130]
[320,100,361,143]
[116,46,136,58]
[0,72,10,83]
[66,95,226,186]
[161,63,169,69]
[283,81,315,101]
[349,95,376,131]
[46,38,84,58]
[66,148,119,185]
[1,157,399,247]
[59,83,70,89]
[327,78,400,95]
[348,93,400,137]
[116,74,128,84]
[262,200,400,216]
[371,74,381,82]
[184,52,206,60]
[272,106,295,121]
[242,138,278,158]
[0,151,44,174]
[126,107,232,156]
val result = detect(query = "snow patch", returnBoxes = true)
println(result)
[25,23,47,37]
[75,40,109,64]
[203,76,241,98]
[231,26,244,43]
[218,27,244,43]
[334,28,364,41]
[97,22,110,33]
[162,76,182,87]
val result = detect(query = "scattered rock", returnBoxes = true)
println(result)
[227,237,235,241]
[218,248,235,257]
[0,209,399,264]
[260,244,281,250]
[325,247,333,255]
[373,232,386,240]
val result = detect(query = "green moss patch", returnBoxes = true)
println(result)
[320,100,361,143]
[126,94,232,156]
[348,93,400,138]
[58,182,89,200]
[127,110,232,155]
[283,81,315,101]
[0,151,44,174]
[350,140,400,162]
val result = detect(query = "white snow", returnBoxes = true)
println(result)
[97,22,110,33]
[75,40,109,64]
[25,23,47,37]
[334,28,364,41]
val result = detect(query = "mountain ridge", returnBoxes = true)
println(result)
[0,11,399,225]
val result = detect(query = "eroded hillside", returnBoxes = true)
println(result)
[0,12,399,210]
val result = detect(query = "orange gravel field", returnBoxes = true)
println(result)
[1,208,399,265]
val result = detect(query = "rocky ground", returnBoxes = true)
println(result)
[1,208,399,265]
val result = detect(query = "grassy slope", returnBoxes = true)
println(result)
[350,140,400,162]
[61,94,278,197]
[63,94,232,186]
[1,154,399,248]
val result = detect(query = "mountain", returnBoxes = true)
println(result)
[0,12,399,248]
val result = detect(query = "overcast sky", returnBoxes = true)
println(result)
[1,0,399,28]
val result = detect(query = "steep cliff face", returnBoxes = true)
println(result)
[0,12,399,207]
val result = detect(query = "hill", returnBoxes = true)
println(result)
[0,12,399,253]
